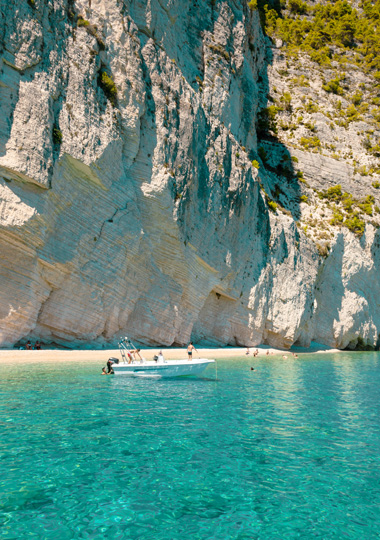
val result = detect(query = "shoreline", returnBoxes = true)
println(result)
[0,344,343,364]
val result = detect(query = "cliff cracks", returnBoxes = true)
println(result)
[0,0,379,349]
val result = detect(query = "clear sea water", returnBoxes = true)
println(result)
[1,352,380,540]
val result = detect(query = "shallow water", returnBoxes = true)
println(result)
[1,352,380,539]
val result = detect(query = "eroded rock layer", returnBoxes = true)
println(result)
[0,0,379,349]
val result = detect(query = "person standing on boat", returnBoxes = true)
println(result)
[187,342,197,361]
[130,348,143,362]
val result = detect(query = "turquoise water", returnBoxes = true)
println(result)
[1,353,380,539]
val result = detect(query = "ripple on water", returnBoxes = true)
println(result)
[1,353,380,539]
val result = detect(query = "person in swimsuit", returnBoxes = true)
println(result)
[107,359,115,373]
[130,348,143,361]
[187,342,197,361]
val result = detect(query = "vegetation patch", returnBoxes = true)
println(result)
[255,0,380,74]
[257,106,279,137]
[299,136,321,150]
[344,215,365,235]
[209,43,230,62]
[77,15,89,27]
[322,75,345,95]
[318,184,375,236]
[267,199,278,212]
[52,125,62,145]
[98,70,118,106]
[77,15,106,50]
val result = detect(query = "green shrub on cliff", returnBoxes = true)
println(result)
[257,106,279,136]
[77,16,89,27]
[330,209,344,226]
[52,126,62,145]
[299,136,321,150]
[99,71,117,106]
[77,16,106,50]
[344,215,365,236]
[267,199,278,212]
[288,0,308,14]
[254,0,380,74]
[323,76,345,95]
[358,194,375,215]
[321,184,342,202]
[280,91,292,111]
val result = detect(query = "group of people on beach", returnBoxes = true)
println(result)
[246,348,270,356]
[246,347,298,359]
[246,348,260,357]
[24,340,41,350]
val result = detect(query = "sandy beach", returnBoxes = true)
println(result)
[0,343,341,364]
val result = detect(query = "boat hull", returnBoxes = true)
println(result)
[112,358,215,378]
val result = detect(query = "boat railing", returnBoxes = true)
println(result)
[118,337,144,364]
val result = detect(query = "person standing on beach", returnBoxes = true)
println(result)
[187,342,197,361]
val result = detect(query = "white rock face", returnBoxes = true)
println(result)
[0,0,379,349]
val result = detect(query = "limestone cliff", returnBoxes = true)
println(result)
[0,0,379,350]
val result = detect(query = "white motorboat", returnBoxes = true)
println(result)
[109,338,215,378]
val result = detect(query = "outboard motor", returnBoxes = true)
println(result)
[108,356,119,364]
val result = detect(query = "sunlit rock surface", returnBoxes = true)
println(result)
[0,0,379,349]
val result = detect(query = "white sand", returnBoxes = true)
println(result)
[0,343,342,364]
